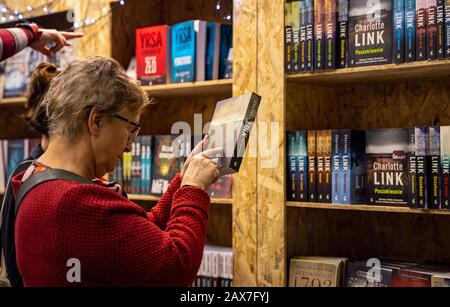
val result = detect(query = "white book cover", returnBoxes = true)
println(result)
[195,20,207,82]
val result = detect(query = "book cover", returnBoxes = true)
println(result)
[441,126,450,209]
[151,135,189,196]
[332,130,341,203]
[3,49,30,98]
[428,127,440,209]
[285,1,294,73]
[324,0,337,69]
[314,0,326,70]
[289,256,348,287]
[297,130,308,201]
[308,130,317,201]
[300,0,308,71]
[318,130,332,203]
[206,92,261,175]
[432,274,450,286]
[292,1,302,72]
[341,130,366,204]
[126,56,137,80]
[206,22,221,81]
[393,0,405,63]
[405,0,417,61]
[426,0,438,60]
[345,261,393,287]
[305,0,315,70]
[437,0,445,58]
[6,140,25,179]
[219,24,233,79]
[316,130,324,202]
[208,174,233,199]
[348,0,393,67]
[136,25,171,85]
[391,267,432,287]
[445,0,450,56]
[408,128,418,207]
[338,0,349,68]
[416,0,427,60]
[415,127,428,208]
[140,135,153,195]
[287,131,298,200]
[366,129,409,206]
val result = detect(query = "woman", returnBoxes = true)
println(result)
[0,62,60,287]
[11,56,220,287]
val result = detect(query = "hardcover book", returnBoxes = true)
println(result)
[348,0,393,67]
[206,92,261,176]
[136,25,171,85]
[289,256,348,287]
[366,128,409,206]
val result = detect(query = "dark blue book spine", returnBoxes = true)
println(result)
[394,0,406,63]
[437,0,445,58]
[305,0,315,71]
[332,130,341,203]
[408,128,418,207]
[416,127,428,208]
[406,0,417,61]
[297,131,308,201]
[300,0,307,71]
[341,130,351,204]
[428,127,441,209]
[353,131,366,204]
[445,0,450,56]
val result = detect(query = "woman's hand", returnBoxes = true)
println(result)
[31,29,84,57]
[181,152,221,191]
[181,135,210,178]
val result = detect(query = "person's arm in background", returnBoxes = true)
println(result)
[0,23,83,62]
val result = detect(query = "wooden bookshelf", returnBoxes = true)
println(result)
[287,202,450,216]
[287,59,450,85]
[0,97,27,106]
[128,194,232,205]
[143,79,233,98]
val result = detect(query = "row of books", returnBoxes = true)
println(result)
[289,256,450,287]
[135,20,233,85]
[287,127,450,209]
[191,245,233,288]
[0,136,233,200]
[0,46,75,99]
[285,0,450,73]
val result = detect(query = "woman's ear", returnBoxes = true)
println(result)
[87,107,102,136]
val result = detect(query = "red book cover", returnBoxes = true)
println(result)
[136,25,171,85]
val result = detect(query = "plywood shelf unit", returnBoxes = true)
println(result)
[287,202,450,216]
[129,194,232,205]
[0,97,27,106]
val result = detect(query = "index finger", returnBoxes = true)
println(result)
[191,135,210,156]
[60,31,84,39]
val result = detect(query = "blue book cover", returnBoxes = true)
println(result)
[219,24,232,79]
[341,130,366,204]
[393,0,405,63]
[6,139,24,179]
[206,22,220,80]
[287,132,299,201]
[445,0,450,56]
[171,21,196,83]
[142,135,153,195]
[415,127,428,208]
[332,130,341,203]
[297,131,308,201]
[405,0,416,61]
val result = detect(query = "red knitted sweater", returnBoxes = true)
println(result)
[11,172,210,287]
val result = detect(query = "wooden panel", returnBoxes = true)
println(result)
[287,206,450,263]
[287,78,450,131]
[207,204,233,247]
[256,0,285,287]
[143,79,232,98]
[287,59,450,86]
[287,202,450,216]
[163,0,233,25]
[232,0,258,287]
[0,105,39,139]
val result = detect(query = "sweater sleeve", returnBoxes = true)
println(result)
[146,173,182,229]
[55,184,211,287]
[0,24,41,62]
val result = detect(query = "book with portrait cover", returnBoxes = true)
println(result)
[151,135,190,196]
[347,0,393,67]
[136,25,171,85]
[206,92,261,176]
[366,128,409,206]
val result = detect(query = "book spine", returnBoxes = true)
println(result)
[445,0,450,56]
[305,0,315,71]
[322,130,332,203]
[297,131,308,201]
[440,126,450,209]
[406,0,417,61]
[427,0,438,60]
[408,128,418,207]
[308,130,317,202]
[337,0,348,68]
[332,130,341,203]
[437,0,445,58]
[416,0,427,60]
[287,132,298,201]
[316,130,324,202]
[292,1,301,72]
[341,130,350,204]
[300,0,307,71]
[394,0,406,63]
[428,127,441,209]
[416,127,428,208]
[353,131,367,204]
[325,0,337,69]
[314,0,325,70]
[285,1,294,73]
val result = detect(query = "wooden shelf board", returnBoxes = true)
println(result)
[287,59,450,85]
[286,201,450,215]
[128,194,232,205]
[0,97,27,106]
[142,79,233,98]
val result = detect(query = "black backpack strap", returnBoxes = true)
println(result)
[15,169,94,216]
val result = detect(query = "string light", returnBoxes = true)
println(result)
[215,0,232,21]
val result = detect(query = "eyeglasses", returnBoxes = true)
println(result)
[111,113,142,144]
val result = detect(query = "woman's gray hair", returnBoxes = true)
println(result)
[42,56,149,141]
